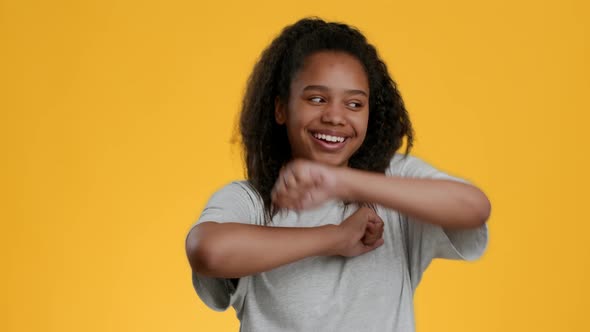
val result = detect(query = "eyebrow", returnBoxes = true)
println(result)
[302,85,368,97]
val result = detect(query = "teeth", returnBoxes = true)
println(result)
[313,133,345,143]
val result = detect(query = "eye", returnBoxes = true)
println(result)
[347,101,363,109]
[309,96,325,104]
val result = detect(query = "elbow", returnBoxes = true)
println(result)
[470,186,491,227]
[453,184,491,228]
[185,224,224,276]
[479,195,492,225]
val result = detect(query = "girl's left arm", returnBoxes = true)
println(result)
[272,159,491,229]
[337,167,491,229]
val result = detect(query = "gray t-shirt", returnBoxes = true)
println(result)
[187,153,488,331]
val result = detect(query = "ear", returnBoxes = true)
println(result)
[274,96,286,125]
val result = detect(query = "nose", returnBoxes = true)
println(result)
[321,103,346,125]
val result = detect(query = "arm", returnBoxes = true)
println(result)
[186,207,384,278]
[338,167,491,229]
[272,159,491,230]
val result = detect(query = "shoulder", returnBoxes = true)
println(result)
[216,180,256,195]
[385,153,423,177]
[210,180,262,207]
[386,153,470,183]
[200,180,265,225]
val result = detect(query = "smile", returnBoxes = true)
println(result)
[309,131,349,151]
[312,132,346,143]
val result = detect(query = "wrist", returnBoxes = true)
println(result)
[335,167,357,202]
[334,167,354,201]
[317,224,343,256]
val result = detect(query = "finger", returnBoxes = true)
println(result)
[371,218,383,231]
[362,236,377,246]
[371,220,382,231]
[368,213,383,224]
[290,186,311,209]
[361,234,370,245]
[271,178,287,203]
[365,206,381,218]
[377,227,384,240]
[362,227,378,246]
[290,163,308,184]
[367,211,384,229]
[363,222,376,235]
[284,170,315,205]
[309,166,324,187]
[364,232,381,246]
[273,182,298,209]
[364,226,377,239]
[288,162,317,189]
[282,167,299,190]
[375,221,384,234]
[373,238,385,249]
[357,208,368,217]
[361,238,384,254]
[299,190,314,209]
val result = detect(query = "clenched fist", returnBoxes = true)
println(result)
[271,159,341,210]
[330,206,385,257]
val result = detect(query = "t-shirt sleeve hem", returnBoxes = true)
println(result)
[440,222,489,261]
[192,270,250,313]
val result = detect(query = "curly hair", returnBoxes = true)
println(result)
[239,17,414,224]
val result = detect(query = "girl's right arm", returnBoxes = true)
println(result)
[185,206,384,278]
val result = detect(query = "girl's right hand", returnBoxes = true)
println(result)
[332,206,385,257]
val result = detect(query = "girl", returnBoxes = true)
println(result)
[185,17,490,331]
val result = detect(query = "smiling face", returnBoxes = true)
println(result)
[275,51,370,167]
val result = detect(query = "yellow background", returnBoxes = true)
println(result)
[2,0,589,331]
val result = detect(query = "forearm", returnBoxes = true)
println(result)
[186,222,340,278]
[339,168,491,229]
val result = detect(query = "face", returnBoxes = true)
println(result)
[275,51,370,167]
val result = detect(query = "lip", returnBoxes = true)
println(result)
[309,131,349,152]
[309,129,351,138]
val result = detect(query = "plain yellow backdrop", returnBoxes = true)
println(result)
[2,0,589,331]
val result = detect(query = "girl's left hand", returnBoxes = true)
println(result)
[271,159,342,210]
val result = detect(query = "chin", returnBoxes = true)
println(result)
[313,156,348,167]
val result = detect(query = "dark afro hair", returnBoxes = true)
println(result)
[239,17,414,224]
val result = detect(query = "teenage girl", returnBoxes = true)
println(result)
[185,17,491,332]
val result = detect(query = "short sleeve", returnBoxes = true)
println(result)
[186,181,264,312]
[388,154,489,289]
[190,181,264,229]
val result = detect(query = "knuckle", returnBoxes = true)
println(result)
[292,160,304,170]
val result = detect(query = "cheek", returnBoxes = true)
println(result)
[285,107,312,132]
[354,113,370,138]
[284,116,306,146]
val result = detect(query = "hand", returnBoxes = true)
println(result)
[330,206,385,257]
[271,159,341,210]
[361,212,384,246]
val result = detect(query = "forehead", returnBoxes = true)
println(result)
[291,51,369,92]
